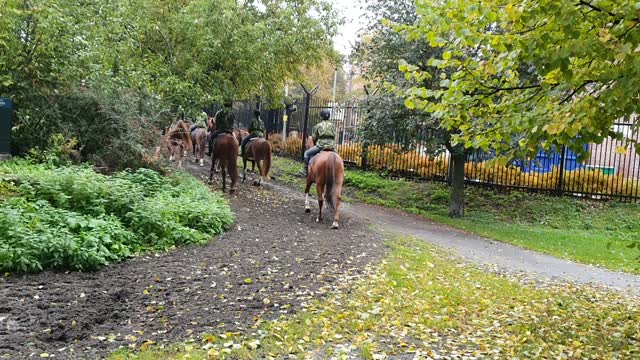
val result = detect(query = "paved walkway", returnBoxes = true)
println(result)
[342,201,640,294]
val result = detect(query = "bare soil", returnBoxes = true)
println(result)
[0,161,385,359]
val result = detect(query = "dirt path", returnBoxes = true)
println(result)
[0,161,384,359]
[267,180,640,295]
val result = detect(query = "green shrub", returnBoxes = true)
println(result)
[0,162,234,273]
[430,189,450,205]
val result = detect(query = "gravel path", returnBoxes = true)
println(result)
[0,161,384,359]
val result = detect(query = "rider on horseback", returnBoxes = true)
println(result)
[241,110,265,158]
[302,109,335,177]
[206,102,235,156]
[190,109,208,133]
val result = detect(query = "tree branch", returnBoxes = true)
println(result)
[471,84,541,97]
[559,80,596,105]
[576,1,639,22]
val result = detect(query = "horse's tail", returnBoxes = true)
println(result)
[228,137,239,184]
[262,141,272,179]
[325,152,337,210]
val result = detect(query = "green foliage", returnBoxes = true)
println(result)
[0,162,234,273]
[397,0,640,160]
[353,0,447,149]
[1,0,339,169]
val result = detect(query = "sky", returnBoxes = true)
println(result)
[330,0,366,57]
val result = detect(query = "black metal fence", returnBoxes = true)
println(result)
[234,96,640,202]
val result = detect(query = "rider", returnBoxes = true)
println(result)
[302,109,335,177]
[190,109,208,133]
[241,110,265,158]
[206,101,235,156]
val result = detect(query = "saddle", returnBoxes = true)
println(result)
[309,149,335,166]
[247,137,262,145]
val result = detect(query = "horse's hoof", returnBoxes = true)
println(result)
[331,222,339,229]
[316,217,322,223]
[305,208,311,213]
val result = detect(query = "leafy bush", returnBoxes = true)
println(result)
[0,162,234,273]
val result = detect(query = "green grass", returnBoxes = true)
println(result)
[270,156,640,274]
[112,236,640,359]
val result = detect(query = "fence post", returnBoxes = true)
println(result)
[300,84,319,160]
[556,145,566,196]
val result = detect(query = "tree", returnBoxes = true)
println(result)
[295,58,348,101]
[0,0,339,168]
[353,0,467,216]
[398,0,640,162]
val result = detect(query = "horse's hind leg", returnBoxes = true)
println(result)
[316,182,324,223]
[254,158,262,186]
[332,186,342,229]
[229,161,238,194]
[221,160,227,192]
[209,153,217,182]
[304,178,313,213]
[242,158,248,183]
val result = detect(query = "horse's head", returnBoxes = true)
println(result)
[208,117,216,131]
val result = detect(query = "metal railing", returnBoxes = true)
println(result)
[235,97,640,202]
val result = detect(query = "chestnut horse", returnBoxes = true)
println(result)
[233,128,249,145]
[209,133,239,193]
[166,120,192,168]
[190,127,208,167]
[242,138,272,186]
[304,150,345,229]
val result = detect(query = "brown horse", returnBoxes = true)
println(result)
[304,151,345,229]
[166,120,192,168]
[233,128,249,145]
[242,138,272,186]
[191,127,208,167]
[209,133,239,193]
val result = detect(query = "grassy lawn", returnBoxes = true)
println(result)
[112,236,640,359]
[271,156,640,274]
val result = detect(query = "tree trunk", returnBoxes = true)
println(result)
[448,153,465,218]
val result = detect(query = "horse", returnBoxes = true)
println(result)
[242,138,272,186]
[304,150,345,229]
[166,120,192,168]
[233,128,249,145]
[191,127,208,167]
[209,133,239,193]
